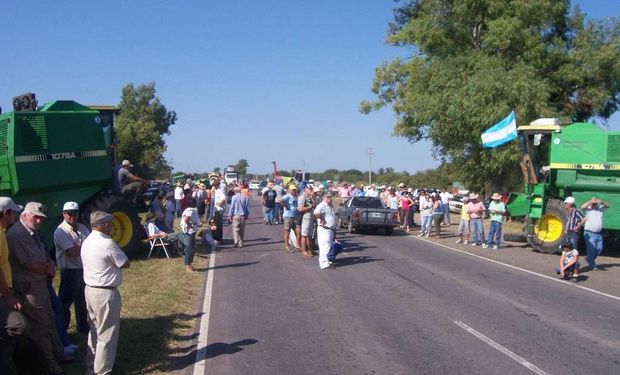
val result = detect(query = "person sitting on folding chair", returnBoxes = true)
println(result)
[145,213,167,239]
[144,213,179,258]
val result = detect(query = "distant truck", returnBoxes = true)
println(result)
[506,118,620,253]
[224,165,238,185]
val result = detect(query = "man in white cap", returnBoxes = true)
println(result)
[82,211,130,375]
[0,197,28,375]
[117,159,148,204]
[8,202,65,375]
[54,201,90,335]
[564,196,584,250]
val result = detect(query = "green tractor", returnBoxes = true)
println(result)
[0,93,144,253]
[507,119,620,253]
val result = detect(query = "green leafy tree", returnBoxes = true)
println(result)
[236,159,249,176]
[361,0,620,192]
[116,82,177,179]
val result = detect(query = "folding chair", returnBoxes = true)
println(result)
[144,224,171,259]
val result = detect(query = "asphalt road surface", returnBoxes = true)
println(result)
[192,195,620,375]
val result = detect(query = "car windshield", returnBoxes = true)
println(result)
[351,197,384,208]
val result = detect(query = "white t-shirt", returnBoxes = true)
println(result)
[146,222,164,237]
[365,188,379,197]
[174,186,184,200]
[181,207,200,234]
[214,188,227,211]
[314,201,336,230]
[81,231,128,288]
[419,196,433,216]
[54,221,90,269]
[440,191,453,204]
[584,206,606,233]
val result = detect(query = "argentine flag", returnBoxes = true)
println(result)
[481,111,517,148]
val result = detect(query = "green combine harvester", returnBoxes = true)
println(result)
[0,93,143,253]
[507,119,620,253]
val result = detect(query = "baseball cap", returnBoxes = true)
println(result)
[121,159,133,167]
[90,211,113,225]
[62,201,79,211]
[564,196,576,204]
[24,202,48,218]
[0,197,22,212]
[324,191,333,197]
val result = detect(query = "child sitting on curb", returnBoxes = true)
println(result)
[555,241,581,281]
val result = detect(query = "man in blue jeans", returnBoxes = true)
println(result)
[581,197,609,271]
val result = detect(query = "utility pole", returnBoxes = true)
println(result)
[368,147,373,185]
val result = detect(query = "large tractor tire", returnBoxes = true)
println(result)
[528,199,567,253]
[80,194,144,256]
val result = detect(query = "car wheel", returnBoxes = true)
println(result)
[385,227,393,235]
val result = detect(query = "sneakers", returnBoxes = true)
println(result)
[463,240,469,245]
[417,232,425,238]
[425,233,430,238]
[455,239,462,244]
[471,242,477,246]
[482,243,488,249]
[492,245,499,250]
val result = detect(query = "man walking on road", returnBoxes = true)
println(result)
[581,197,609,271]
[54,201,90,334]
[262,182,277,224]
[314,192,337,269]
[81,211,130,375]
[228,186,249,248]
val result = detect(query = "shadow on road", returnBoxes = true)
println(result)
[334,256,384,268]
[194,261,260,272]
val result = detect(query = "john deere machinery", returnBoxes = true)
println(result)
[0,93,143,253]
[507,119,620,253]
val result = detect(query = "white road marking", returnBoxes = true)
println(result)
[193,252,216,375]
[413,236,620,302]
[454,320,550,375]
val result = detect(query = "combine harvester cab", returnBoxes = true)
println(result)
[507,118,620,253]
[0,96,143,253]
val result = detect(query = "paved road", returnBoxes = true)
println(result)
[193,195,620,375]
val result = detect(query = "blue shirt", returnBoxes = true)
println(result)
[228,193,249,217]
[282,194,298,218]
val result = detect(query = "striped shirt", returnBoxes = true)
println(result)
[566,208,584,233]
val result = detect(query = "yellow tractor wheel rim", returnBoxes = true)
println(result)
[534,214,563,243]
[110,211,133,247]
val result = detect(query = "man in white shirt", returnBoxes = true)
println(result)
[440,189,453,225]
[212,180,227,242]
[174,182,184,218]
[314,192,337,270]
[54,201,90,335]
[81,211,129,375]
[180,202,201,272]
[581,197,609,270]
[365,184,379,197]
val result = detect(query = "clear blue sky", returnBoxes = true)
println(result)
[1,1,618,175]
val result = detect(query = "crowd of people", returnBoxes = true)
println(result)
[0,158,609,374]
